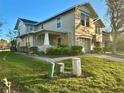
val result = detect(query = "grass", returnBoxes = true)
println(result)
[0,52,48,92]
[63,57,124,93]
[0,52,124,93]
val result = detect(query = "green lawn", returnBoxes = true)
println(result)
[0,52,124,93]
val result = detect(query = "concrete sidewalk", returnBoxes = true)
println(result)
[16,52,124,63]
[15,52,81,62]
[89,54,124,62]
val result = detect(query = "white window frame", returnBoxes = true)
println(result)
[81,12,90,27]
[95,25,100,34]
[57,17,62,28]
[41,24,44,29]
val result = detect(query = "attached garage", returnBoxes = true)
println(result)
[77,37,91,53]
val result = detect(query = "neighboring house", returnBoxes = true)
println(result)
[102,30,124,51]
[102,31,112,47]
[0,39,8,49]
[15,3,105,53]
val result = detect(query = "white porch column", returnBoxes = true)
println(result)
[44,32,50,45]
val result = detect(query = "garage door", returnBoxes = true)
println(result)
[77,38,91,53]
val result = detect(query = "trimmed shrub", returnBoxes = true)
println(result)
[58,45,68,48]
[46,47,62,55]
[37,51,45,56]
[55,48,62,55]
[30,47,38,54]
[46,46,82,56]
[46,47,55,55]
[71,46,82,55]
[61,47,71,55]
[93,47,103,53]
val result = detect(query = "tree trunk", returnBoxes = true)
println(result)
[112,42,117,54]
[111,32,118,54]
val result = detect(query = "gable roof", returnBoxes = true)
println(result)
[82,3,105,27]
[15,2,105,30]
[14,18,38,29]
[37,2,105,27]
[19,18,38,25]
[37,3,90,25]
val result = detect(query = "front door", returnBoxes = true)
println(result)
[57,37,61,47]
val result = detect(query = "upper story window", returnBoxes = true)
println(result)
[41,24,44,29]
[95,25,100,34]
[28,26,33,31]
[30,27,33,31]
[81,13,85,26]
[18,31,20,36]
[81,13,90,27]
[57,17,61,28]
[86,16,89,27]
[18,28,21,36]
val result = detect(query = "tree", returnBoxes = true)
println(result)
[0,20,3,36]
[6,29,18,52]
[105,0,124,54]
[6,29,17,41]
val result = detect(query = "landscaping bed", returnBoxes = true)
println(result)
[0,52,124,93]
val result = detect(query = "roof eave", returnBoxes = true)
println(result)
[37,6,76,25]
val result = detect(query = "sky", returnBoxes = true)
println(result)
[0,0,107,40]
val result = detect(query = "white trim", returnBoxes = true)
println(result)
[44,32,50,45]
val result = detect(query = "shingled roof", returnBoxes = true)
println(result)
[19,18,38,25]
[37,3,104,27]
[14,18,38,29]
[15,2,105,30]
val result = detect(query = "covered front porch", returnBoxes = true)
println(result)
[33,30,68,51]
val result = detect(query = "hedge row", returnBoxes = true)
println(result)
[46,46,82,56]
[17,46,111,55]
[91,47,112,54]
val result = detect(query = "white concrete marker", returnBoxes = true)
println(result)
[72,58,82,77]
[57,63,64,74]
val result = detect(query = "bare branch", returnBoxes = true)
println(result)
[105,0,124,53]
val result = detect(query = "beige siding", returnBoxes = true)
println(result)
[18,21,27,35]
[44,11,75,32]
[75,7,92,39]
[75,6,103,41]
[37,11,75,46]
[74,5,104,50]
[18,21,35,36]
[17,35,34,47]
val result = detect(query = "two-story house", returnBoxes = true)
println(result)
[15,3,105,53]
